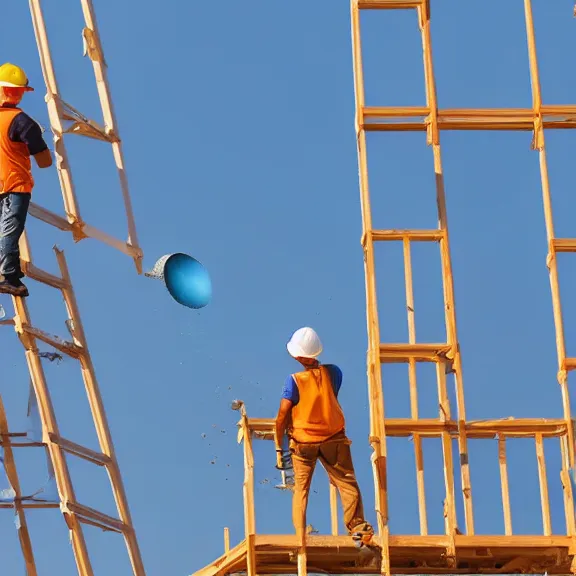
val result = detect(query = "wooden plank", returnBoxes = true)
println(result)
[379,343,451,362]
[371,229,443,242]
[535,434,552,535]
[498,436,512,535]
[248,417,569,439]
[358,0,422,8]
[350,1,391,574]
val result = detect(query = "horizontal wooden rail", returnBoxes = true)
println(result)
[379,343,451,362]
[246,417,569,440]
[367,229,444,242]
[358,0,422,8]
[362,106,576,132]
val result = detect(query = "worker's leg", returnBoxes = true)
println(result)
[319,436,373,535]
[0,192,30,296]
[290,441,319,546]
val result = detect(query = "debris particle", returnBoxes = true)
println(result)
[201,433,207,439]
[39,351,63,364]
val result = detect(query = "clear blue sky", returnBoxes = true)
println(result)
[1,1,576,575]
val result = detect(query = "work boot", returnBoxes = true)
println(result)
[350,521,375,547]
[0,274,29,297]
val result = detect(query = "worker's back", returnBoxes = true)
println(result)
[289,365,345,443]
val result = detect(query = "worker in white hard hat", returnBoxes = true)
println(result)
[275,327,374,548]
[0,63,52,297]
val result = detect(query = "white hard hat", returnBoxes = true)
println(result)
[287,327,323,359]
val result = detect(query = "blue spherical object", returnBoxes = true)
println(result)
[164,253,212,309]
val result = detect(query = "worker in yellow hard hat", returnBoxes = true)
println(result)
[0,63,52,297]
[275,327,376,552]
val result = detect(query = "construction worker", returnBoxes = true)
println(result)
[0,63,52,297]
[274,326,374,547]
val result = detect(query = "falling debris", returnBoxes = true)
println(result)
[220,429,226,434]
[231,400,244,411]
[38,351,63,364]
[201,433,207,439]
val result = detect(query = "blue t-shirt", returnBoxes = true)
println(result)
[281,364,343,406]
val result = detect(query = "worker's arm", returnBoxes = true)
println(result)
[9,112,52,168]
[274,398,292,452]
[275,398,292,469]
[33,148,52,168]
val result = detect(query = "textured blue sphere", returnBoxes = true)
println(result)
[164,253,212,309]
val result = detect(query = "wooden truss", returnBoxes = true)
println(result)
[191,1,576,576]
[0,0,146,574]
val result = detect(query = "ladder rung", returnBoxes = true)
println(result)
[563,358,576,371]
[358,0,422,8]
[23,262,68,290]
[28,202,73,232]
[363,106,429,118]
[551,238,576,252]
[371,229,443,242]
[379,343,451,363]
[64,501,126,534]
[17,322,83,359]
[52,435,111,466]
[0,502,59,509]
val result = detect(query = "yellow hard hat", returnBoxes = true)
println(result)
[0,63,33,91]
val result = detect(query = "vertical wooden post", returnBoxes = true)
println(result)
[329,484,338,535]
[350,2,390,574]
[498,436,512,535]
[241,413,257,576]
[402,237,428,535]
[223,527,230,554]
[418,0,474,536]
[523,0,575,475]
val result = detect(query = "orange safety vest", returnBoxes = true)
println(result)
[289,365,345,443]
[0,106,34,194]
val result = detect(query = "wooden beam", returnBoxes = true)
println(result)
[248,417,568,439]
[358,0,422,8]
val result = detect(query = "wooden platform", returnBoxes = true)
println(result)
[192,534,576,575]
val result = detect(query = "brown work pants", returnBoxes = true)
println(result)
[289,431,365,545]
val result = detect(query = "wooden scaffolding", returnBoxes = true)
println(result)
[0,1,146,574]
[191,1,576,575]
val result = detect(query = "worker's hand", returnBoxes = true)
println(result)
[275,450,284,470]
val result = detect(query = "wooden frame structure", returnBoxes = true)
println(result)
[192,1,576,575]
[28,0,142,272]
[0,1,146,574]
